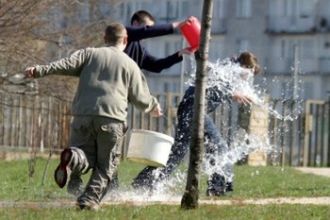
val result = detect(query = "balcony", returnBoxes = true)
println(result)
[266,15,316,34]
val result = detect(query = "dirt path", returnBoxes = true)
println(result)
[294,167,330,177]
[1,197,330,208]
[107,196,330,206]
[0,167,328,209]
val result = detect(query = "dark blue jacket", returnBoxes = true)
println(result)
[124,24,183,73]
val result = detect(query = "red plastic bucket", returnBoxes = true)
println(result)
[180,16,201,51]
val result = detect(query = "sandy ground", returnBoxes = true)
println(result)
[0,167,328,209]
[106,196,330,206]
[1,196,330,208]
[294,167,330,177]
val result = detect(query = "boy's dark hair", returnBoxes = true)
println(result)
[130,10,155,25]
[237,52,261,75]
[105,22,127,45]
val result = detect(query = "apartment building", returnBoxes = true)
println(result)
[112,0,330,100]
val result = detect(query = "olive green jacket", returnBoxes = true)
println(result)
[34,46,159,122]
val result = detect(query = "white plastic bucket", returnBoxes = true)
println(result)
[127,129,174,167]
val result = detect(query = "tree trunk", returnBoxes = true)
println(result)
[181,0,213,209]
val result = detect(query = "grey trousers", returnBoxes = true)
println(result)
[69,116,125,205]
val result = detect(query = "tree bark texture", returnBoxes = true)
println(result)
[181,0,213,210]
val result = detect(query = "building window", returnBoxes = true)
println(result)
[300,39,314,59]
[116,1,135,24]
[213,0,225,19]
[284,0,314,17]
[280,39,295,59]
[127,3,133,22]
[281,82,292,98]
[164,82,170,93]
[299,0,314,17]
[167,1,179,19]
[156,0,180,21]
[281,40,286,58]
[179,0,189,18]
[210,39,223,61]
[154,1,167,21]
[237,39,249,52]
[236,0,251,18]
[303,82,313,99]
[284,0,298,17]
[325,42,330,48]
[280,38,315,60]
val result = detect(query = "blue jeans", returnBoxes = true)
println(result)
[132,112,233,193]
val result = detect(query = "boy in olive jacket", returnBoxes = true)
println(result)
[25,22,162,210]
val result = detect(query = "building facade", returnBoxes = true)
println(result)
[112,0,330,100]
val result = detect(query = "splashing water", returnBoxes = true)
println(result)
[104,58,304,200]
[187,58,304,121]
[186,58,255,96]
[104,130,278,202]
[189,58,303,182]
[104,171,186,202]
[202,129,276,182]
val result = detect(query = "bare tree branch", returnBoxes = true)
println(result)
[1,0,122,74]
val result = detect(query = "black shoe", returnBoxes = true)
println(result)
[206,173,226,197]
[226,182,233,192]
[206,188,225,197]
[77,202,100,211]
[54,149,73,188]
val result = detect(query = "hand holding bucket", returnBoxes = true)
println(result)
[179,16,201,52]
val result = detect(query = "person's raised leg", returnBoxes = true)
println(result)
[66,116,95,197]
[66,147,90,197]
[54,148,74,188]
[77,117,124,210]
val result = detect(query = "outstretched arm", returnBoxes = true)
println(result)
[25,49,89,78]
[141,47,192,73]
[232,91,253,105]
[126,18,189,41]
[126,24,174,41]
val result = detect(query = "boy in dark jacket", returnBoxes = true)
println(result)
[125,10,192,73]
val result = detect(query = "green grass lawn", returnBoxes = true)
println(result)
[0,157,329,219]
